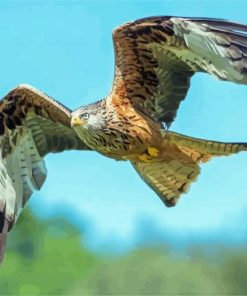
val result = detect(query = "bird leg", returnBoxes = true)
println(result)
[147,147,159,157]
[138,147,159,162]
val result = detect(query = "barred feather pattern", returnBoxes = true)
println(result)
[0,84,89,263]
[112,16,247,126]
[132,131,247,207]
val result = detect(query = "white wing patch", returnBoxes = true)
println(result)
[171,18,247,83]
[0,153,16,222]
[1,126,47,223]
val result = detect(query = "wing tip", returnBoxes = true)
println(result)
[0,218,9,265]
[162,196,179,207]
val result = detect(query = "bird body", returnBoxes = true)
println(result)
[1,15,247,263]
[72,95,163,162]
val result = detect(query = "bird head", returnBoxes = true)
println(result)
[71,102,106,131]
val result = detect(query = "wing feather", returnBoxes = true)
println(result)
[0,84,89,263]
[112,16,247,126]
[132,130,247,207]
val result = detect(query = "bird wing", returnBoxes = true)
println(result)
[112,16,247,126]
[0,84,89,263]
[132,157,200,207]
[132,130,247,207]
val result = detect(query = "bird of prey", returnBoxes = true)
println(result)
[1,16,247,263]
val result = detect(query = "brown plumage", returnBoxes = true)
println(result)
[1,16,247,263]
[72,16,247,206]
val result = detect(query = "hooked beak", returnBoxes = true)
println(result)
[71,116,86,127]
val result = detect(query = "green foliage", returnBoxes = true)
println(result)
[72,248,227,295]
[1,208,247,295]
[0,209,100,295]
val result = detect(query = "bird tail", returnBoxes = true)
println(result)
[131,130,247,207]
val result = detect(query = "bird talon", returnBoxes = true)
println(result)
[147,147,159,157]
[139,147,159,162]
[139,154,152,163]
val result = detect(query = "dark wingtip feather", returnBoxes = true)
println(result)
[0,218,9,265]
[134,15,247,34]
[185,17,247,32]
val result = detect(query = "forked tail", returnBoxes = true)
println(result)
[132,130,247,207]
[164,131,247,161]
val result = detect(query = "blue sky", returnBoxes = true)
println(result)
[1,0,247,252]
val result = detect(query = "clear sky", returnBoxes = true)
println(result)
[1,0,247,252]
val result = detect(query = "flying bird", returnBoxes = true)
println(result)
[1,16,247,263]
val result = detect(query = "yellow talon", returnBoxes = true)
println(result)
[147,147,159,157]
[138,147,159,163]
[139,154,152,163]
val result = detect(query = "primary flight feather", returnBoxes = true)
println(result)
[1,16,247,263]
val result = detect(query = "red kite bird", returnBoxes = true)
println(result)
[1,16,247,263]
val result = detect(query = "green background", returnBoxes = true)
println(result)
[1,208,247,295]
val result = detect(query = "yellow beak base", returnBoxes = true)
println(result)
[71,116,86,127]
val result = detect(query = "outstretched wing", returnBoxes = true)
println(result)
[0,84,89,263]
[112,16,247,126]
[132,131,247,207]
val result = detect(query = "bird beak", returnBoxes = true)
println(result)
[71,116,86,127]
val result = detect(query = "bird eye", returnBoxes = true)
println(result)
[82,113,89,119]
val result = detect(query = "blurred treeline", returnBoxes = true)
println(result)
[1,209,247,295]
